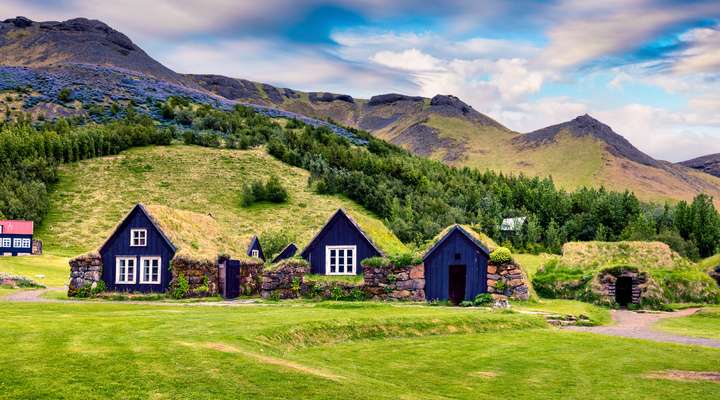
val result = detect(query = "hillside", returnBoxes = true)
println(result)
[1,16,720,206]
[36,144,406,257]
[679,153,720,178]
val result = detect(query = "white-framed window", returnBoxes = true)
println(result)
[13,238,22,248]
[115,257,136,284]
[130,229,147,247]
[21,239,31,248]
[251,249,260,258]
[325,245,356,275]
[140,256,162,284]
[1,238,10,248]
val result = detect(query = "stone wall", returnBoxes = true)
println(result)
[710,268,720,286]
[363,262,425,301]
[31,239,42,255]
[589,267,664,308]
[68,252,102,296]
[486,260,530,301]
[238,260,264,296]
[171,255,219,297]
[261,259,309,299]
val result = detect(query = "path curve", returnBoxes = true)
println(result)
[2,287,62,302]
[565,308,720,348]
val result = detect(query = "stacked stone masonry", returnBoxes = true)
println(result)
[363,263,425,301]
[170,255,219,296]
[68,252,103,295]
[486,260,530,301]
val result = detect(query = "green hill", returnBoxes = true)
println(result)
[36,144,407,257]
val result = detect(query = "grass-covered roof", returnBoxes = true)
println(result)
[299,209,408,256]
[418,224,498,255]
[560,241,685,271]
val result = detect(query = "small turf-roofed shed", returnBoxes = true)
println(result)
[272,243,297,263]
[246,236,264,260]
[422,225,492,303]
[300,209,407,275]
[0,220,34,256]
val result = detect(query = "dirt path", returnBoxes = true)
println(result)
[565,308,720,348]
[2,287,62,302]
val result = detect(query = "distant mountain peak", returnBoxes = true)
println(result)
[428,94,506,129]
[0,16,187,85]
[516,114,660,167]
[679,153,720,178]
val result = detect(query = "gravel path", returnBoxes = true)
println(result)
[565,308,720,348]
[2,287,61,302]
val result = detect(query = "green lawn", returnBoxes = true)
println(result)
[654,307,720,340]
[0,254,69,287]
[514,299,612,326]
[0,287,15,298]
[1,302,719,399]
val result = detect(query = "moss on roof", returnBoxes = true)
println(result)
[560,241,683,271]
[299,209,408,256]
[419,224,498,255]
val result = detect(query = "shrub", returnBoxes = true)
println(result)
[390,253,422,267]
[494,279,508,293]
[240,176,289,207]
[459,300,474,307]
[473,293,494,306]
[361,257,390,268]
[260,229,296,260]
[171,274,189,299]
[490,247,512,264]
[58,88,72,103]
[532,259,593,299]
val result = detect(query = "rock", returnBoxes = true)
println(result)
[367,93,424,106]
[396,272,409,281]
[4,16,33,28]
[487,265,497,274]
[409,265,424,279]
[487,274,501,280]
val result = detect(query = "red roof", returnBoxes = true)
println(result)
[0,220,33,235]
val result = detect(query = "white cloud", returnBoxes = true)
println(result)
[673,25,720,74]
[370,49,443,72]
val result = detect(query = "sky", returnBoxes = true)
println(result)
[4,0,720,161]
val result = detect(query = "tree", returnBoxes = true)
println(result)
[688,194,720,257]
[544,219,563,254]
[621,213,655,241]
[265,175,289,203]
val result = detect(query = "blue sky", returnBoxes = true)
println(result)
[5,0,720,161]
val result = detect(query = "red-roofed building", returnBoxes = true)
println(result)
[0,220,34,256]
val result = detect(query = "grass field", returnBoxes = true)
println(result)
[654,308,720,340]
[1,302,719,399]
[514,299,612,326]
[0,254,69,287]
[35,144,405,257]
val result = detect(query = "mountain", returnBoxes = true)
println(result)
[679,154,720,178]
[2,15,720,205]
[0,16,188,86]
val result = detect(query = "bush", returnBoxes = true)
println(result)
[58,88,72,103]
[389,253,422,267]
[361,257,389,268]
[473,293,494,306]
[240,176,289,206]
[490,247,512,264]
[171,274,189,299]
[459,300,474,307]
[260,229,296,260]
[532,259,593,299]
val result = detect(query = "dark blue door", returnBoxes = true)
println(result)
[225,260,241,298]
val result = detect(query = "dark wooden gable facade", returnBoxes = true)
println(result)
[272,243,297,263]
[99,204,176,293]
[246,236,265,260]
[423,225,490,303]
[300,209,382,275]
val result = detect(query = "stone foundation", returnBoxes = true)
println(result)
[486,260,530,301]
[68,252,103,296]
[363,262,425,301]
[171,255,219,297]
[590,267,664,307]
[261,259,309,299]
[710,267,720,286]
